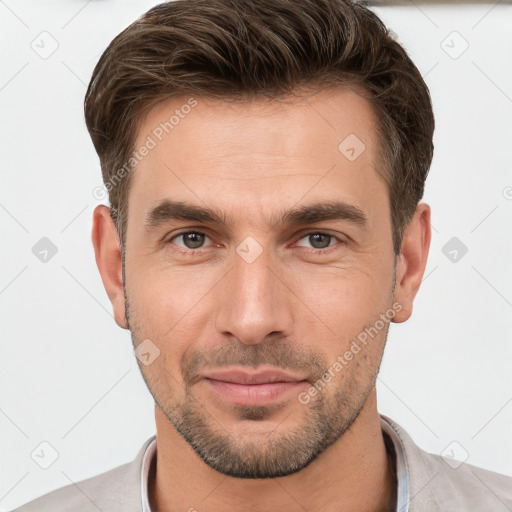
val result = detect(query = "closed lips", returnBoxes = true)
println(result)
[202,370,307,385]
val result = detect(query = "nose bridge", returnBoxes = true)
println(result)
[215,240,292,344]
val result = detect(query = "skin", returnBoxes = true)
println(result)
[92,86,431,512]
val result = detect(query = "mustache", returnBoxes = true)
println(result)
[181,338,328,386]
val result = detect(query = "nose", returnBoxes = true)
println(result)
[214,243,294,345]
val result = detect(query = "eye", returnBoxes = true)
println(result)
[169,231,211,251]
[166,230,344,256]
[295,232,342,252]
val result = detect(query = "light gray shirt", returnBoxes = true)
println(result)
[15,413,512,511]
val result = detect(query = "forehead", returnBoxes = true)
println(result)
[127,86,387,231]
[135,86,379,159]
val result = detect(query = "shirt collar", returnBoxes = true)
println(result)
[141,435,156,512]
[140,415,410,512]
[380,415,411,512]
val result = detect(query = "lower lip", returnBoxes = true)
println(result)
[205,379,307,406]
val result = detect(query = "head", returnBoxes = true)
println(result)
[89,0,433,479]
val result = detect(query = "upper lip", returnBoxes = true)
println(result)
[202,369,306,385]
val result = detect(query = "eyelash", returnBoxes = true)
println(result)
[166,230,345,256]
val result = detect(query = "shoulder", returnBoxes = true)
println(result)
[422,451,512,510]
[381,415,512,511]
[13,436,155,512]
[13,463,131,512]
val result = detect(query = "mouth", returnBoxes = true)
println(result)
[201,368,309,407]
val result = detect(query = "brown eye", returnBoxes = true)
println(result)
[171,231,209,250]
[296,232,338,250]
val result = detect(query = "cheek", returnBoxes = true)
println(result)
[126,270,209,390]
[134,315,200,400]
[128,264,217,334]
[287,259,393,339]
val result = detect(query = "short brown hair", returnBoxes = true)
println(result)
[84,0,434,255]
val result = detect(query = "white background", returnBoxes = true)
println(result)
[1,1,511,510]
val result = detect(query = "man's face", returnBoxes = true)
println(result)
[123,87,398,478]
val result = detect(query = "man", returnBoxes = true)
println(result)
[15,0,512,510]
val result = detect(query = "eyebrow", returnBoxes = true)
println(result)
[144,199,368,231]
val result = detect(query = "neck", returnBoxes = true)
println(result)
[149,389,395,512]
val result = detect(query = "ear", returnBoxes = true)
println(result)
[91,205,128,329]
[392,202,431,323]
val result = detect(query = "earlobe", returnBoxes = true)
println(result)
[91,205,128,329]
[392,203,431,324]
